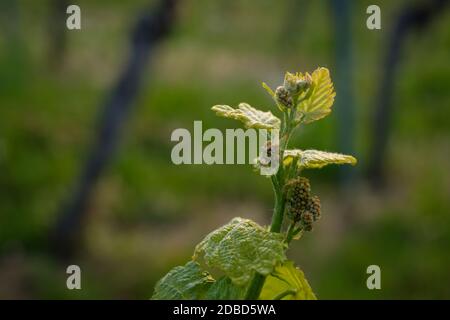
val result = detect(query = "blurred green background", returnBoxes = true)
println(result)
[1,0,449,299]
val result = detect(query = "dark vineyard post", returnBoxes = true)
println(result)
[50,0,177,260]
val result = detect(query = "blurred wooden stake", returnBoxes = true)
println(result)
[50,0,177,261]
[367,0,449,188]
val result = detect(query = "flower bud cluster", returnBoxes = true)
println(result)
[285,177,321,232]
[275,72,312,109]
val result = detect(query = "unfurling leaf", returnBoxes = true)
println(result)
[194,217,286,286]
[284,149,357,169]
[296,67,335,124]
[211,103,281,129]
[259,261,317,300]
[205,277,246,300]
[151,261,214,300]
[262,82,275,98]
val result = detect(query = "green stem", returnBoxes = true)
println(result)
[285,223,294,242]
[244,273,266,300]
[286,225,303,244]
[269,184,286,233]
[245,111,296,300]
[245,177,285,300]
[273,289,297,300]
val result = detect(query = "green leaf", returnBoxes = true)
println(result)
[151,261,214,300]
[259,261,317,300]
[205,277,246,300]
[296,67,335,124]
[194,217,286,286]
[211,103,281,129]
[284,149,357,169]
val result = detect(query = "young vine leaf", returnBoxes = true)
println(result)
[296,67,336,124]
[211,103,281,129]
[204,276,246,300]
[284,149,357,169]
[193,217,286,286]
[152,261,214,300]
[259,261,317,300]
